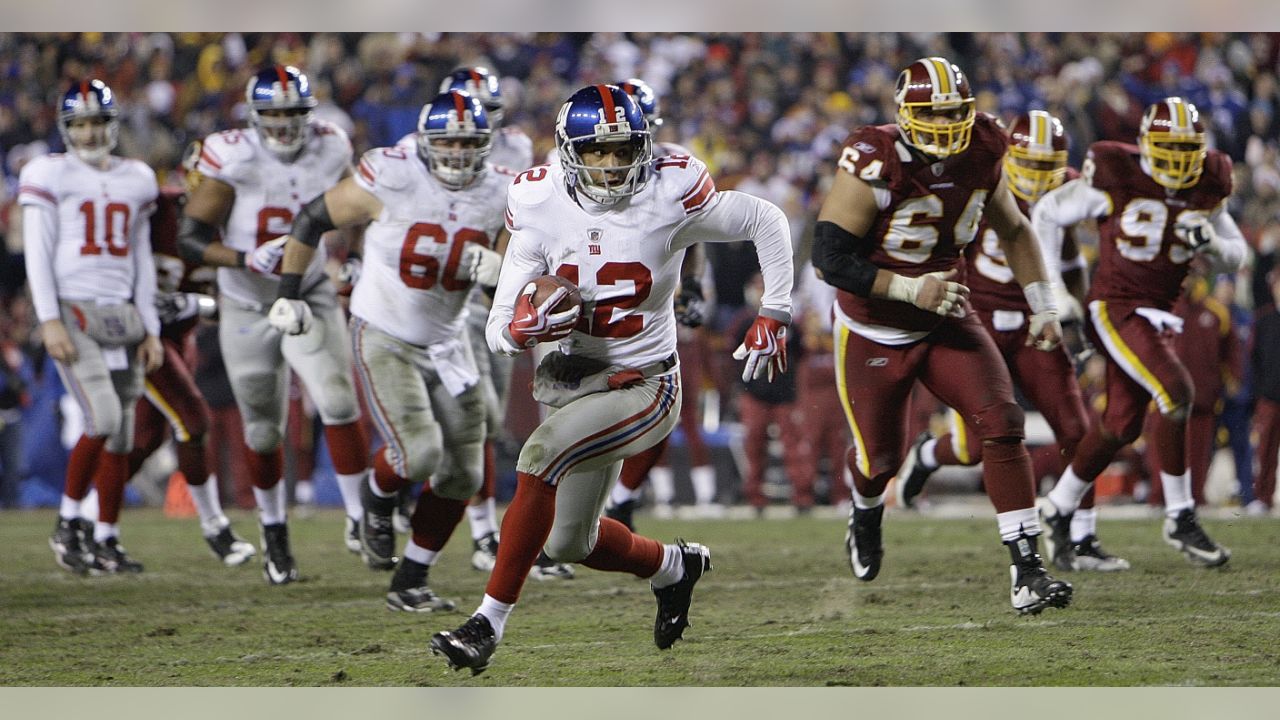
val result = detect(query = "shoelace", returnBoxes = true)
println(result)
[454,616,491,643]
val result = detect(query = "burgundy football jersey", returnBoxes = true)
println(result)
[834,113,1008,332]
[966,167,1081,314]
[1086,141,1232,311]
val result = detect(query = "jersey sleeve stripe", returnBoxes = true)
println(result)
[198,147,223,171]
[17,184,57,206]
[504,208,515,231]
[358,158,377,185]
[681,172,716,214]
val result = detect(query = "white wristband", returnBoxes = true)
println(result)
[1023,281,1058,316]
[886,274,923,305]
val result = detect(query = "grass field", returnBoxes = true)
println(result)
[1,505,1278,687]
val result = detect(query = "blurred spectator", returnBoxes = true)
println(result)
[1250,269,1280,514]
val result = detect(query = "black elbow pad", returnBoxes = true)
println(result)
[290,194,337,248]
[178,215,218,265]
[813,221,878,297]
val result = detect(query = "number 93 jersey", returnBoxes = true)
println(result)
[492,155,720,367]
[1085,140,1232,311]
[350,146,513,346]
[834,113,1007,335]
[194,120,352,307]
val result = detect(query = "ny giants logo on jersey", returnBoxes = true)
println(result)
[588,228,602,255]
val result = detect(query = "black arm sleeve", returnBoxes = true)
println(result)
[811,220,878,298]
[289,194,337,248]
[177,215,219,265]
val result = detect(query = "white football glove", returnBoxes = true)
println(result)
[457,244,503,287]
[267,298,313,335]
[247,236,289,275]
[886,271,969,317]
[1174,217,1216,253]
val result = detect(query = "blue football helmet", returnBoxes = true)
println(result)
[417,90,493,189]
[617,78,662,127]
[245,65,317,159]
[555,84,652,206]
[58,79,119,163]
[439,67,505,128]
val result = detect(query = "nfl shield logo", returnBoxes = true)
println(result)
[588,229,602,255]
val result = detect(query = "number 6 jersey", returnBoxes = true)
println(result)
[350,147,512,346]
[195,121,351,307]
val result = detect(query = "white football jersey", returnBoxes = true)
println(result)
[351,146,513,346]
[195,120,352,306]
[19,154,159,327]
[488,155,794,367]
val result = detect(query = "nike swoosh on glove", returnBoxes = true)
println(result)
[507,282,580,348]
[267,298,314,335]
[247,236,290,275]
[732,315,788,382]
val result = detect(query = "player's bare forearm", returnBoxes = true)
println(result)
[999,220,1052,289]
[280,237,316,275]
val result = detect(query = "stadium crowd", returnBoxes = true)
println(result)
[1,31,1279,523]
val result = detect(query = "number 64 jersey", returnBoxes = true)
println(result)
[349,147,512,346]
[488,156,793,367]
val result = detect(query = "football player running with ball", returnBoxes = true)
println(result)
[271,90,512,612]
[812,57,1073,614]
[1031,97,1245,568]
[430,84,793,675]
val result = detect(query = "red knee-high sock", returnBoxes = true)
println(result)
[619,438,667,491]
[409,485,469,552]
[176,438,209,486]
[94,451,129,524]
[1155,414,1188,476]
[246,447,283,490]
[1079,485,1097,511]
[485,472,557,604]
[580,516,664,577]
[66,435,108,500]
[980,439,1036,513]
[473,440,496,502]
[373,448,407,494]
[324,421,369,476]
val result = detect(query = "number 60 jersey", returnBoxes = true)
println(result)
[350,147,512,345]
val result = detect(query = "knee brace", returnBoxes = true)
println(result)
[244,422,283,454]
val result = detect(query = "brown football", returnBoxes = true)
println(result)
[529,274,582,314]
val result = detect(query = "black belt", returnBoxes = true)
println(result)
[641,353,678,377]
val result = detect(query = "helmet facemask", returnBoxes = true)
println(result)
[60,114,119,164]
[897,100,975,158]
[1141,133,1205,190]
[250,107,313,159]
[1139,99,1207,190]
[419,133,492,189]
[1005,144,1068,202]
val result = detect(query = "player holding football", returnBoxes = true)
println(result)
[1031,97,1245,568]
[270,90,511,612]
[892,111,1126,572]
[23,79,163,574]
[179,65,371,584]
[812,58,1073,613]
[430,84,793,675]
